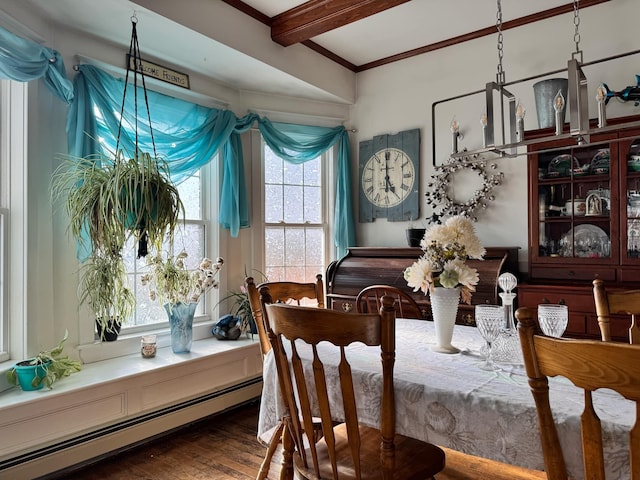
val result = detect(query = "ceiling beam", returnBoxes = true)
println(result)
[271,0,410,47]
[357,0,611,72]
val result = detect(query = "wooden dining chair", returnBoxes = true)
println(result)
[516,306,640,480]
[593,277,640,343]
[355,284,424,319]
[261,290,446,480]
[245,275,325,480]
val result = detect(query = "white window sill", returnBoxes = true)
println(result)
[0,335,263,476]
[0,334,261,410]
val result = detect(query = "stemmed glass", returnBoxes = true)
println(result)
[537,304,569,338]
[475,305,505,371]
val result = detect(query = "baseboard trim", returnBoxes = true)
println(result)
[0,377,263,480]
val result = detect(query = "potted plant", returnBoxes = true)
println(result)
[78,251,136,341]
[51,150,185,339]
[6,331,82,390]
[51,150,184,258]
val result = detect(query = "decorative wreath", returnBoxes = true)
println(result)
[425,155,504,222]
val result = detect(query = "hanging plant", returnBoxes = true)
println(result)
[51,17,185,338]
[52,150,184,257]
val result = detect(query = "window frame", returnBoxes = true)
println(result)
[252,131,334,281]
[0,80,28,364]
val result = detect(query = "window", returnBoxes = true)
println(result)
[262,144,328,283]
[0,79,27,362]
[91,106,214,338]
[123,167,209,333]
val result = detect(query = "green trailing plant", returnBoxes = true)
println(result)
[51,150,186,336]
[78,251,136,336]
[6,330,82,389]
[51,150,185,257]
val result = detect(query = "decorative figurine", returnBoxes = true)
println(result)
[601,75,640,105]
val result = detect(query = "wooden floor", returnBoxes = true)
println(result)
[48,400,547,480]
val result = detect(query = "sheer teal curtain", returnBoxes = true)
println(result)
[67,65,355,259]
[256,118,355,257]
[0,25,73,103]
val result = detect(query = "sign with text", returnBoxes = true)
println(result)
[127,55,190,89]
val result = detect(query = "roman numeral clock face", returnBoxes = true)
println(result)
[362,148,415,208]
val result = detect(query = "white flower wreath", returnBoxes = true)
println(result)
[425,156,503,221]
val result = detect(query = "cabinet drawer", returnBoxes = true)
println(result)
[518,288,593,312]
[529,266,615,282]
[329,296,356,313]
[616,267,640,283]
[518,285,593,336]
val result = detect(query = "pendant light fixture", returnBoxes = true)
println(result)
[431,0,640,165]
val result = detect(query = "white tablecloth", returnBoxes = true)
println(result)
[258,319,633,479]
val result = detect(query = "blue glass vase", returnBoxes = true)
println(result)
[164,302,198,353]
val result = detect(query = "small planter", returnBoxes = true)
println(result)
[96,318,121,342]
[13,360,51,391]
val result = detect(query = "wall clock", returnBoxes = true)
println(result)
[359,128,420,222]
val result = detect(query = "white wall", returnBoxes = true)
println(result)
[350,0,640,273]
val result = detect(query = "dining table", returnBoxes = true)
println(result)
[257,318,634,480]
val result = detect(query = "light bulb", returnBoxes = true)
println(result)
[553,89,565,113]
[480,113,488,127]
[450,118,459,134]
[516,101,525,120]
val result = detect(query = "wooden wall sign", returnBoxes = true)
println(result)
[127,55,190,89]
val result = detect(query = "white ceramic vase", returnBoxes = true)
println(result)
[429,286,461,354]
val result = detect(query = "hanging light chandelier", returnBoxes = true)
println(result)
[431,0,640,165]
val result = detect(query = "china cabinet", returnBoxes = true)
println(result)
[519,115,640,340]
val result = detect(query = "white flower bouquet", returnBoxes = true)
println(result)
[404,215,485,304]
[141,251,224,306]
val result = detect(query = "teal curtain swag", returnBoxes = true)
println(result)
[0,25,73,103]
[67,64,355,259]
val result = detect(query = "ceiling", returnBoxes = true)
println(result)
[228,0,608,71]
[16,0,609,103]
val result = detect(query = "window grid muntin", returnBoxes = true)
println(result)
[263,145,325,284]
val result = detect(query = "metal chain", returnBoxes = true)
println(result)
[573,0,581,53]
[495,0,505,84]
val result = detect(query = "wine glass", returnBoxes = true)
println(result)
[537,304,569,338]
[475,305,505,371]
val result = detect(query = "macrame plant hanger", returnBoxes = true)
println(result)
[115,15,159,258]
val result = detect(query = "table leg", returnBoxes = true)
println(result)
[279,422,294,480]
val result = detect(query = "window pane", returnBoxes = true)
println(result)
[304,158,320,186]
[305,228,324,266]
[265,185,283,223]
[177,173,201,219]
[264,150,283,184]
[284,161,303,185]
[265,227,284,266]
[283,185,304,223]
[304,186,321,223]
[285,228,305,266]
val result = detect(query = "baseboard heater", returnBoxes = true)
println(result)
[0,376,263,478]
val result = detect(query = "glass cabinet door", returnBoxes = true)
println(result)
[619,129,640,265]
[533,132,617,264]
